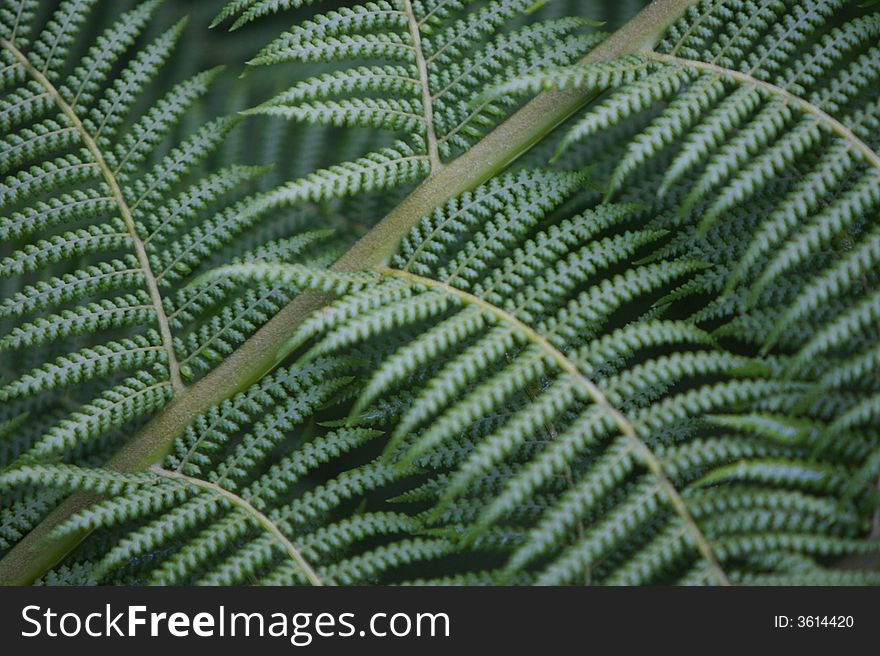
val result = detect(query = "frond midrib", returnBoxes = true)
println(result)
[375,265,731,586]
[402,0,442,172]
[150,465,323,586]
[0,36,186,395]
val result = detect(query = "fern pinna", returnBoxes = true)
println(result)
[484,0,880,530]
[1,0,879,586]
[0,0,343,553]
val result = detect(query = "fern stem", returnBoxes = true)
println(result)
[402,0,443,172]
[0,0,699,585]
[150,466,324,586]
[645,51,880,172]
[0,37,186,396]
[376,267,730,586]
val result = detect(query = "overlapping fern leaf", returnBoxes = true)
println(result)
[1,354,459,585]
[13,167,878,585]
[2,0,879,587]
[212,0,601,197]
[486,0,880,439]
[210,168,880,585]
[0,0,347,549]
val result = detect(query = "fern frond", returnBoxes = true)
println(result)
[216,0,599,192]
[477,0,880,520]
[0,355,449,585]
[0,1,364,561]
[3,0,878,588]
[202,167,878,585]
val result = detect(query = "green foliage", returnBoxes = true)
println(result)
[187,168,879,585]
[489,0,880,371]
[220,0,599,176]
[0,0,348,550]
[1,357,449,585]
[1,0,879,586]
